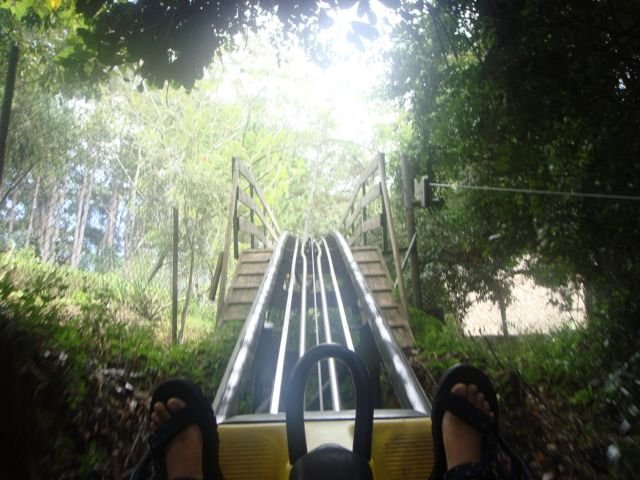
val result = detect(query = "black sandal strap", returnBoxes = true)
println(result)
[437,392,498,435]
[444,462,493,480]
[149,405,201,450]
[145,378,223,480]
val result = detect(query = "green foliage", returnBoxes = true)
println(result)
[410,306,640,475]
[388,0,640,328]
[411,305,609,395]
[1,0,387,89]
[0,251,236,476]
[410,307,480,373]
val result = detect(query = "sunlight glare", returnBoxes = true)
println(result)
[212,2,400,153]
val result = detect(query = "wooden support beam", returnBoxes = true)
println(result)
[401,154,423,310]
[377,153,409,318]
[216,158,240,324]
[341,157,379,225]
[236,160,280,237]
[238,217,269,246]
[237,187,278,242]
[171,207,179,344]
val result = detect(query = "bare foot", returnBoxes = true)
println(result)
[442,383,495,470]
[150,398,204,480]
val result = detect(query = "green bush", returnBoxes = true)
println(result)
[0,252,232,477]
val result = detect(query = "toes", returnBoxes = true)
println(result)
[451,381,495,417]
[451,383,468,398]
[166,397,187,413]
[150,412,160,430]
[476,392,485,409]
[467,384,478,403]
[153,401,171,422]
[149,398,188,433]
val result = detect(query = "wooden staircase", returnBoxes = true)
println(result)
[220,245,415,350]
[220,249,272,323]
[351,246,416,350]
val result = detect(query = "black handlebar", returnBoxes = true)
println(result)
[285,343,374,464]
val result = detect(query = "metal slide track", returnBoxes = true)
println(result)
[213,231,429,421]
[211,231,433,479]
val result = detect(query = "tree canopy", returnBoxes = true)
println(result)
[388,0,640,325]
[1,0,400,88]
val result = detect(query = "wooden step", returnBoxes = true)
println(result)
[223,304,251,322]
[357,263,388,276]
[362,276,390,292]
[352,249,383,263]
[390,326,415,350]
[352,245,415,349]
[351,245,380,256]
[374,291,398,309]
[232,274,264,289]
[221,249,273,323]
[240,250,273,263]
[236,262,270,276]
[227,287,259,305]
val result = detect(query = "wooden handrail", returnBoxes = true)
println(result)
[339,153,409,317]
[215,157,281,325]
[216,157,240,323]
[376,153,409,318]
[344,184,382,230]
[237,161,281,236]
[341,157,380,226]
[237,188,278,242]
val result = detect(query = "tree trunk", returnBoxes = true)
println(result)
[42,183,55,262]
[102,184,119,250]
[178,242,195,344]
[71,160,97,268]
[7,188,18,234]
[47,172,68,263]
[71,167,89,264]
[498,292,509,337]
[35,184,48,257]
[39,181,54,262]
[0,46,18,188]
[124,158,141,274]
[25,176,39,247]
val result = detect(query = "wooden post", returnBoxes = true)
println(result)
[216,158,239,324]
[361,182,367,245]
[400,155,423,310]
[209,252,224,301]
[381,209,389,253]
[233,216,239,259]
[263,205,268,246]
[0,45,19,188]
[171,207,179,345]
[377,153,409,316]
[250,184,255,249]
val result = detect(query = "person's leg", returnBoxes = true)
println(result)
[151,398,204,480]
[442,383,495,472]
[146,378,224,480]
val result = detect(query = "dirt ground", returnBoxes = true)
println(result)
[463,276,585,335]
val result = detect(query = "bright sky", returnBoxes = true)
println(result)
[212,2,400,153]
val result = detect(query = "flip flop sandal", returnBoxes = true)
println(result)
[429,364,533,480]
[130,378,223,480]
